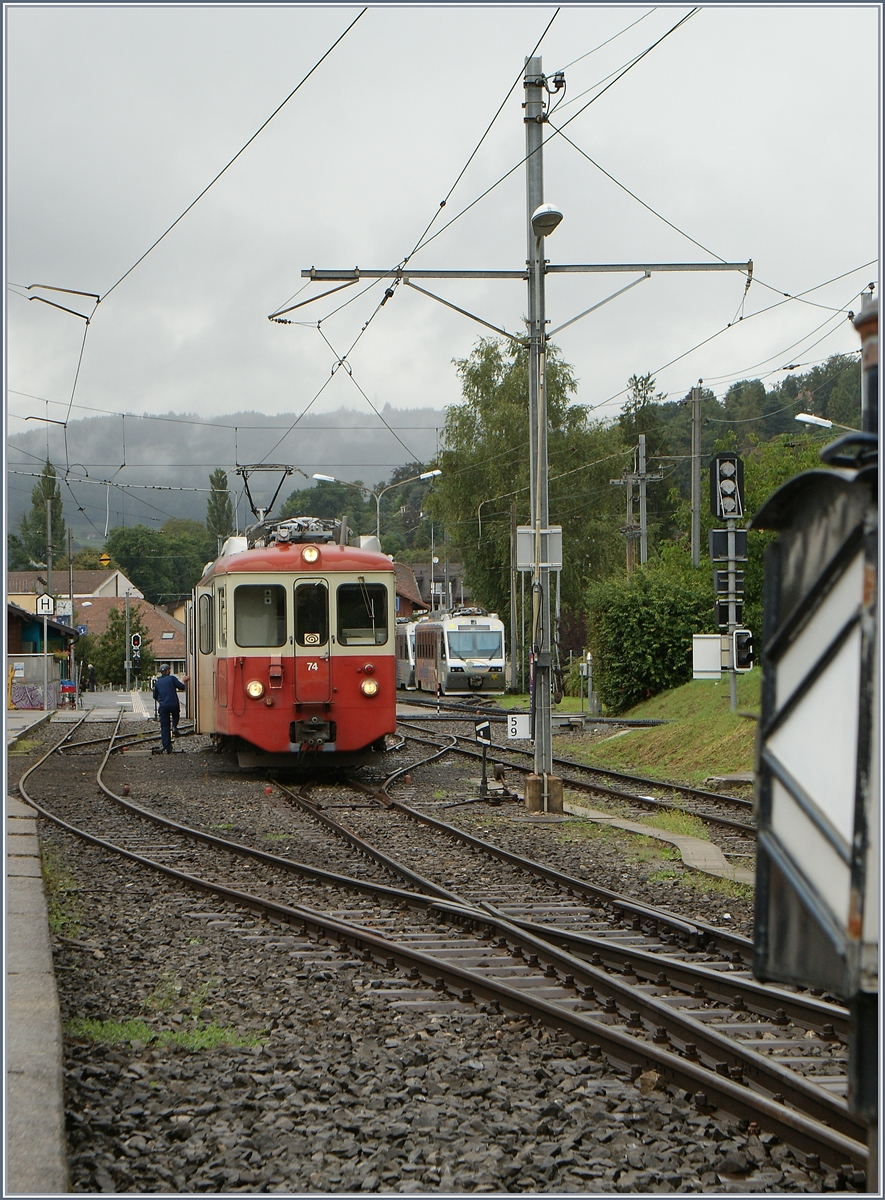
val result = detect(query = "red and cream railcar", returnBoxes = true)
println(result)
[187,518,396,766]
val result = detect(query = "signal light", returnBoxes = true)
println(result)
[733,629,754,672]
[360,679,379,697]
[246,679,265,698]
[710,454,745,519]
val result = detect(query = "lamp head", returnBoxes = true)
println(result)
[420,469,442,480]
[795,412,832,429]
[312,473,337,483]
[531,203,563,238]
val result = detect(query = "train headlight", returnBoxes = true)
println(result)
[360,679,379,697]
[301,545,320,564]
[246,679,265,699]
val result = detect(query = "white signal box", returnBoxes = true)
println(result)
[692,633,730,679]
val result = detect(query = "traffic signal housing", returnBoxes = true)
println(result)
[733,628,754,672]
[710,453,745,519]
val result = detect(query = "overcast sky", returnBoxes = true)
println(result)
[5,3,881,495]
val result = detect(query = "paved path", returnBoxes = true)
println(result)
[563,799,755,885]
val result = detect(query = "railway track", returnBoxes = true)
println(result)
[18,719,866,1176]
[398,722,756,838]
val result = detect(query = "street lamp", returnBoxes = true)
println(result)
[795,412,859,432]
[311,469,442,540]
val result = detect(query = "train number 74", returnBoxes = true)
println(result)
[306,661,318,672]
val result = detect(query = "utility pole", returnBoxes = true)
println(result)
[46,499,53,597]
[690,384,702,567]
[69,528,75,693]
[125,590,131,692]
[638,433,649,565]
[524,56,561,812]
[612,440,663,570]
[510,503,518,691]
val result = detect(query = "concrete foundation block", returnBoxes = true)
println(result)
[525,773,564,813]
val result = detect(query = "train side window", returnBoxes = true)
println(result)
[199,593,214,654]
[234,584,287,647]
[294,581,329,647]
[217,587,227,648]
[337,581,388,645]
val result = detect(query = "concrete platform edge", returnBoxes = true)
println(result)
[5,794,70,1195]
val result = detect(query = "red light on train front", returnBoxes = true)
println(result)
[360,679,379,697]
[363,663,374,675]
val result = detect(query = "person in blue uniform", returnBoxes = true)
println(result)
[152,664,189,754]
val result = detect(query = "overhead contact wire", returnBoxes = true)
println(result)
[101,8,367,303]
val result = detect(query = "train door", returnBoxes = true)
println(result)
[193,588,217,733]
[293,580,331,702]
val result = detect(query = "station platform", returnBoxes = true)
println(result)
[5,696,155,1194]
[6,788,69,1194]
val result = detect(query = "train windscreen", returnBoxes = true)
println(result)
[234,584,287,647]
[447,629,503,659]
[338,582,388,645]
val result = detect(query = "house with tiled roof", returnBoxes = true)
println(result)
[408,562,471,611]
[393,562,427,619]
[8,569,143,611]
[71,597,186,674]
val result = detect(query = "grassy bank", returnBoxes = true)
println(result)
[564,670,760,785]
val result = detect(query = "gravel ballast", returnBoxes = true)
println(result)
[14,724,834,1192]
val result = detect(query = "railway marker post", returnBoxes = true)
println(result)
[474,718,492,801]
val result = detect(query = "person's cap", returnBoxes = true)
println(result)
[161,663,171,672]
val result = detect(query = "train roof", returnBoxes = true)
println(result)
[416,608,502,627]
[199,539,395,582]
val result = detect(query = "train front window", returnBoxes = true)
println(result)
[337,581,388,645]
[198,593,214,654]
[447,629,503,660]
[234,584,287,647]
[217,587,227,648]
[294,581,328,647]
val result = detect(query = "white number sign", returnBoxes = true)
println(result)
[507,714,531,740]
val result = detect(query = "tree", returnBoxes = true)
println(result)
[206,469,234,547]
[19,460,67,567]
[92,605,156,687]
[429,335,627,640]
[7,533,33,570]
[72,548,119,570]
[585,561,715,713]
[280,480,372,532]
[104,519,214,605]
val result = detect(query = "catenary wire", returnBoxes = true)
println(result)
[100,9,366,303]
[589,279,869,413]
[546,122,866,318]
[553,8,658,73]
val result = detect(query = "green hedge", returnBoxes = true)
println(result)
[586,569,714,714]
